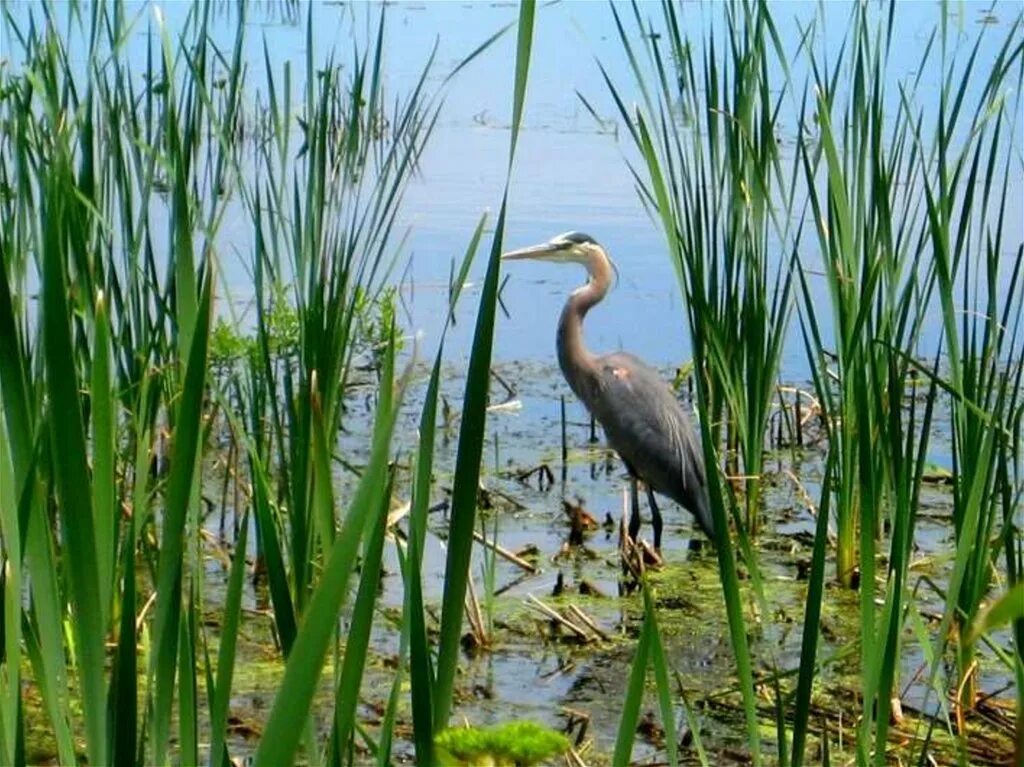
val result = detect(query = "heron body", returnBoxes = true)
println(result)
[503,231,715,549]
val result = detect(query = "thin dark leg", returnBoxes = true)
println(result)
[645,486,663,551]
[628,475,641,543]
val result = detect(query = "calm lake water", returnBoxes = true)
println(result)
[5,0,1019,376]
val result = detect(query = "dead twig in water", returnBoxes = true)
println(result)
[515,462,555,490]
[525,595,594,643]
[472,529,539,573]
[565,604,610,641]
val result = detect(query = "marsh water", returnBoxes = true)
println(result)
[6,1,1022,763]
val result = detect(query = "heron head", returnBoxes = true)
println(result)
[502,231,619,285]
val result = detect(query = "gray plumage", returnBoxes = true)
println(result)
[503,232,715,548]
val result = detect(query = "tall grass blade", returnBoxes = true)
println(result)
[150,263,214,763]
[208,511,250,767]
[41,158,108,767]
[644,586,678,767]
[90,291,115,631]
[405,214,487,765]
[790,446,835,767]
[253,337,406,767]
[612,594,652,767]
[332,481,390,757]
[432,0,535,731]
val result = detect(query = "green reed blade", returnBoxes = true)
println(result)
[109,480,138,767]
[433,0,535,732]
[966,581,1024,647]
[223,371,298,658]
[0,263,27,766]
[507,0,535,165]
[15,441,75,766]
[91,290,115,630]
[253,339,407,767]
[150,263,213,763]
[405,215,486,766]
[0,264,31,481]
[332,477,391,756]
[432,198,511,732]
[375,634,403,767]
[311,372,337,555]
[208,511,250,767]
[178,594,199,767]
[644,585,678,767]
[0,438,18,766]
[790,445,836,767]
[612,595,652,767]
[251,442,299,655]
[41,162,108,767]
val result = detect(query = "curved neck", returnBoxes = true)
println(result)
[556,254,613,397]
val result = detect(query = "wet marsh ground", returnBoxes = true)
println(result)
[28,360,1012,765]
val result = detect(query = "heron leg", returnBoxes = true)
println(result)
[628,475,641,544]
[645,486,663,551]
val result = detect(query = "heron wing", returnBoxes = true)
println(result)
[587,352,712,534]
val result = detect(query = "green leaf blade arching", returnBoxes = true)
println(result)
[41,166,108,767]
[253,337,407,767]
[90,290,116,630]
[150,263,214,764]
[433,0,536,733]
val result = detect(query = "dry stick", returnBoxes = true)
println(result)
[567,747,589,767]
[479,484,529,511]
[486,399,522,413]
[525,595,591,642]
[774,391,783,449]
[566,604,609,641]
[795,390,803,446]
[490,366,516,399]
[465,575,487,645]
[618,487,644,582]
[493,569,535,597]
[954,659,979,735]
[515,463,554,487]
[472,529,539,573]
[560,395,568,480]
[561,706,591,748]
[783,468,837,544]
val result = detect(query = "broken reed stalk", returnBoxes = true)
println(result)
[472,529,538,574]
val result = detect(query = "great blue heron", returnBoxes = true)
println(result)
[502,231,715,549]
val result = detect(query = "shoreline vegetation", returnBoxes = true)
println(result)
[0,1,1021,765]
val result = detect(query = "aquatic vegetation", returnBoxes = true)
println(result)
[603,1,1023,765]
[435,721,570,767]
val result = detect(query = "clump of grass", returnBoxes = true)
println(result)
[435,721,570,767]
[604,1,801,758]
[602,1,1023,765]
[0,0,526,765]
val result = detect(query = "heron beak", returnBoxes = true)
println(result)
[501,241,567,262]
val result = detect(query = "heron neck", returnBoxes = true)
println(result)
[556,264,611,396]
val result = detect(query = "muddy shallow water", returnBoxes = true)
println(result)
[187,350,1015,765]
